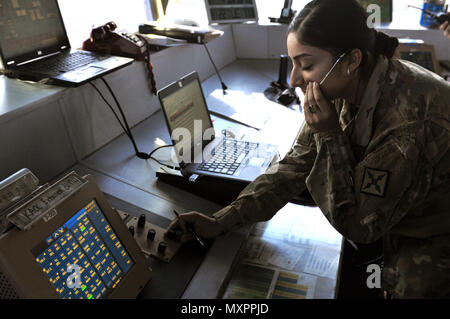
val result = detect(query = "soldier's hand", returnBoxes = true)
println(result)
[441,14,450,39]
[165,211,224,240]
[304,81,340,133]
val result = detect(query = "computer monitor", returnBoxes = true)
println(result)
[0,172,151,299]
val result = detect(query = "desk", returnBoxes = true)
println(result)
[59,58,342,299]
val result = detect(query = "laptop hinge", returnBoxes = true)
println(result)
[15,51,62,67]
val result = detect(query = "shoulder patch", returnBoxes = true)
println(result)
[360,167,390,197]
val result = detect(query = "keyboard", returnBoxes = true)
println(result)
[25,51,103,74]
[197,139,259,175]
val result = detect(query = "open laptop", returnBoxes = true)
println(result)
[0,0,133,86]
[158,71,278,183]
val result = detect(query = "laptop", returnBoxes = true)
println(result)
[0,0,133,86]
[158,71,279,183]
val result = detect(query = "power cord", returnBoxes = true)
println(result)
[202,43,227,94]
[89,78,175,168]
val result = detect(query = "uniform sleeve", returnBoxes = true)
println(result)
[213,123,317,232]
[306,127,428,244]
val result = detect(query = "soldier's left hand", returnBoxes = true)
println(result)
[304,81,340,133]
[440,18,450,39]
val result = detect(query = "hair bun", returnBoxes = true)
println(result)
[373,30,399,58]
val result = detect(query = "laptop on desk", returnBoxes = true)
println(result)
[0,0,133,86]
[158,71,279,183]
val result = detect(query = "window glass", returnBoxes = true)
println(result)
[58,0,152,49]
[164,0,209,26]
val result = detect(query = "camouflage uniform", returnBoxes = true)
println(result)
[213,56,450,298]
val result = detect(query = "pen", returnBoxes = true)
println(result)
[173,210,206,248]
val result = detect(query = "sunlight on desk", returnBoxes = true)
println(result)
[223,203,343,299]
[209,89,274,130]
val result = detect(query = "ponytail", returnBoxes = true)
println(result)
[372,30,399,58]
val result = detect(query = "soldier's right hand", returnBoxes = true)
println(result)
[165,211,224,240]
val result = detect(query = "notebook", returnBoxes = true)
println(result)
[0,0,133,86]
[158,71,278,183]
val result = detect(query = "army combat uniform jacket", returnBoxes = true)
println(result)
[213,56,450,298]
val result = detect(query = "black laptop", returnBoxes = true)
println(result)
[0,0,133,86]
[158,71,279,183]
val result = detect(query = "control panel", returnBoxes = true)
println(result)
[122,212,182,263]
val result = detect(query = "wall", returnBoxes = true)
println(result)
[232,23,450,61]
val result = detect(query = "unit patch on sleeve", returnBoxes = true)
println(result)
[360,167,390,197]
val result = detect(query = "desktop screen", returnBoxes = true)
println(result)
[31,199,134,299]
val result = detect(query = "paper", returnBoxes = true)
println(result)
[223,263,318,299]
[243,237,307,271]
[223,263,275,299]
[271,271,317,299]
[303,246,341,279]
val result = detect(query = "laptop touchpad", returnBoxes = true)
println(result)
[79,65,105,75]
[248,157,266,167]
[61,65,105,80]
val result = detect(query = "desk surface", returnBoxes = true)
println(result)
[69,58,342,299]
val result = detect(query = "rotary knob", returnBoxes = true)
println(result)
[158,241,167,255]
[128,225,135,236]
[147,228,156,241]
[138,214,146,228]
[165,228,176,240]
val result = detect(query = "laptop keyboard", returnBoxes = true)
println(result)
[26,51,102,74]
[197,139,259,175]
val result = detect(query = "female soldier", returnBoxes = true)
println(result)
[167,0,450,298]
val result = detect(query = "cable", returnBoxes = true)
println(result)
[90,78,178,169]
[89,82,129,135]
[148,144,174,158]
[134,33,157,95]
[202,42,227,94]
[99,77,150,159]
[148,144,179,169]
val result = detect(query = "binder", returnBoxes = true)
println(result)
[138,22,223,44]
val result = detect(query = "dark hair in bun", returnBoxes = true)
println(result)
[288,0,399,62]
[373,29,399,58]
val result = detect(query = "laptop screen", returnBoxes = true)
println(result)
[0,0,69,65]
[159,73,214,162]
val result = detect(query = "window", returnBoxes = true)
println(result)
[255,0,309,24]
[164,0,209,27]
[58,0,153,49]
[254,0,427,29]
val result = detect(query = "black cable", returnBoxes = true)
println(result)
[148,144,179,169]
[148,144,174,158]
[90,78,178,168]
[89,82,129,136]
[99,77,150,159]
[202,42,227,94]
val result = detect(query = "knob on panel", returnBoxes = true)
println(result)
[158,241,167,255]
[138,214,146,228]
[129,225,135,236]
[165,228,176,240]
[147,228,156,240]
